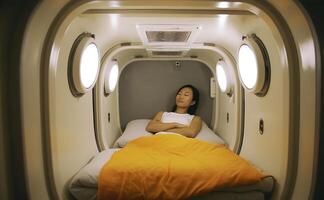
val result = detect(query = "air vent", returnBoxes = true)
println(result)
[137,24,201,46]
[146,31,191,42]
[147,48,188,57]
[151,51,183,56]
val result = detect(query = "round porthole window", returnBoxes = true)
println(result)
[238,34,270,96]
[216,60,232,95]
[69,33,100,96]
[104,60,119,95]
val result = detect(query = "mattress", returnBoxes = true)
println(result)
[69,148,121,200]
[69,147,274,200]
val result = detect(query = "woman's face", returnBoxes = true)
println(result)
[176,87,194,109]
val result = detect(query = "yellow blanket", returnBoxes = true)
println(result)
[98,134,265,200]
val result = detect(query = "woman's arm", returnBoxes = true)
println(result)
[146,111,185,133]
[166,116,202,138]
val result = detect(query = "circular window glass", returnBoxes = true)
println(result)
[80,43,100,89]
[238,44,258,89]
[104,61,119,94]
[216,61,228,93]
[108,63,119,92]
[69,33,100,96]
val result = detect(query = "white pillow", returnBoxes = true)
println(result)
[196,121,226,145]
[113,119,226,147]
[113,119,153,148]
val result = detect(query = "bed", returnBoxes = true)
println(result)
[69,119,274,200]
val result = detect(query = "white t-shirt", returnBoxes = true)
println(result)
[161,112,194,126]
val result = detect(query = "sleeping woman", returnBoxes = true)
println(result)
[146,84,202,138]
[98,85,267,200]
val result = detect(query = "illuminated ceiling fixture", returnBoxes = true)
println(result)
[238,34,271,96]
[218,2,230,9]
[216,59,232,96]
[104,60,119,95]
[69,32,100,96]
[136,24,201,46]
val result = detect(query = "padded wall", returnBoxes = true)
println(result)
[119,60,213,130]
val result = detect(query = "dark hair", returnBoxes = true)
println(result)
[172,84,200,115]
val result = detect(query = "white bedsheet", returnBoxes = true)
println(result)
[69,146,274,200]
[69,148,121,200]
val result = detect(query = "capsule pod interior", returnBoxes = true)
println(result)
[1,0,321,200]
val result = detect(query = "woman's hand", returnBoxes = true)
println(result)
[146,112,185,133]
[146,111,201,137]
[165,116,202,138]
[173,123,188,128]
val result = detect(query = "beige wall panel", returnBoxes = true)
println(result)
[50,18,101,198]
[268,1,318,199]
[102,90,121,148]
[21,1,69,199]
[216,93,237,147]
[239,17,289,199]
